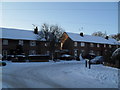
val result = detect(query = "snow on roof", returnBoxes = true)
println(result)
[66,32,119,45]
[0,27,119,45]
[118,41,120,45]
[0,27,44,41]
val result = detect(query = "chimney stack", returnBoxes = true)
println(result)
[34,26,38,34]
[105,36,109,40]
[80,32,84,37]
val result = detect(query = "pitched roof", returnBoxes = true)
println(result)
[118,41,120,45]
[0,27,119,45]
[0,27,43,40]
[66,32,119,45]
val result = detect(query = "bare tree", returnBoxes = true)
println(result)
[92,31,107,38]
[38,23,64,60]
[109,33,120,41]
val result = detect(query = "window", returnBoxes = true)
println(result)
[45,43,48,47]
[74,49,78,57]
[60,43,63,49]
[104,44,106,48]
[90,43,94,47]
[19,40,23,46]
[47,51,50,55]
[105,49,107,52]
[81,42,85,47]
[116,45,119,48]
[29,50,36,55]
[89,50,94,54]
[74,42,77,47]
[97,51,100,56]
[109,45,112,48]
[81,50,85,53]
[3,40,8,45]
[30,41,36,46]
[97,44,100,47]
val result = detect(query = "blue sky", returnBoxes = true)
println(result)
[1,2,118,35]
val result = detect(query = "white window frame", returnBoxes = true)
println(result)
[81,42,85,47]
[29,50,36,55]
[109,45,112,48]
[74,42,77,47]
[45,43,47,47]
[74,49,78,57]
[97,44,100,47]
[3,40,8,45]
[19,40,24,46]
[90,43,94,47]
[104,44,106,48]
[61,43,63,49]
[30,41,36,46]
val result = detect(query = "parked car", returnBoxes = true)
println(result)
[0,60,6,66]
[82,53,96,60]
[7,55,15,61]
[111,48,120,68]
[90,56,104,64]
[12,55,26,62]
[60,54,73,60]
[111,48,120,60]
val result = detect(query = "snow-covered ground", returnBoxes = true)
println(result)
[1,60,119,88]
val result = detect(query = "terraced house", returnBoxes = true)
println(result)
[0,27,53,59]
[0,27,120,60]
[62,32,120,58]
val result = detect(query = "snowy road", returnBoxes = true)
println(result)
[2,61,119,88]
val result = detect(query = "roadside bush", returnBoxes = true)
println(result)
[12,55,26,62]
[28,55,50,62]
[2,62,6,66]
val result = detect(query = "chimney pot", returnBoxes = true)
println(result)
[34,27,38,34]
[80,32,84,37]
[105,36,109,40]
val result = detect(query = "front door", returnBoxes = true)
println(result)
[74,49,78,59]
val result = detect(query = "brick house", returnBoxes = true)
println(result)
[1,27,119,60]
[0,27,52,59]
[62,32,120,58]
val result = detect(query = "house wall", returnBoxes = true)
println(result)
[37,41,50,55]
[2,39,50,56]
[1,32,119,59]
[62,37,74,55]
[0,39,2,54]
[62,33,119,58]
